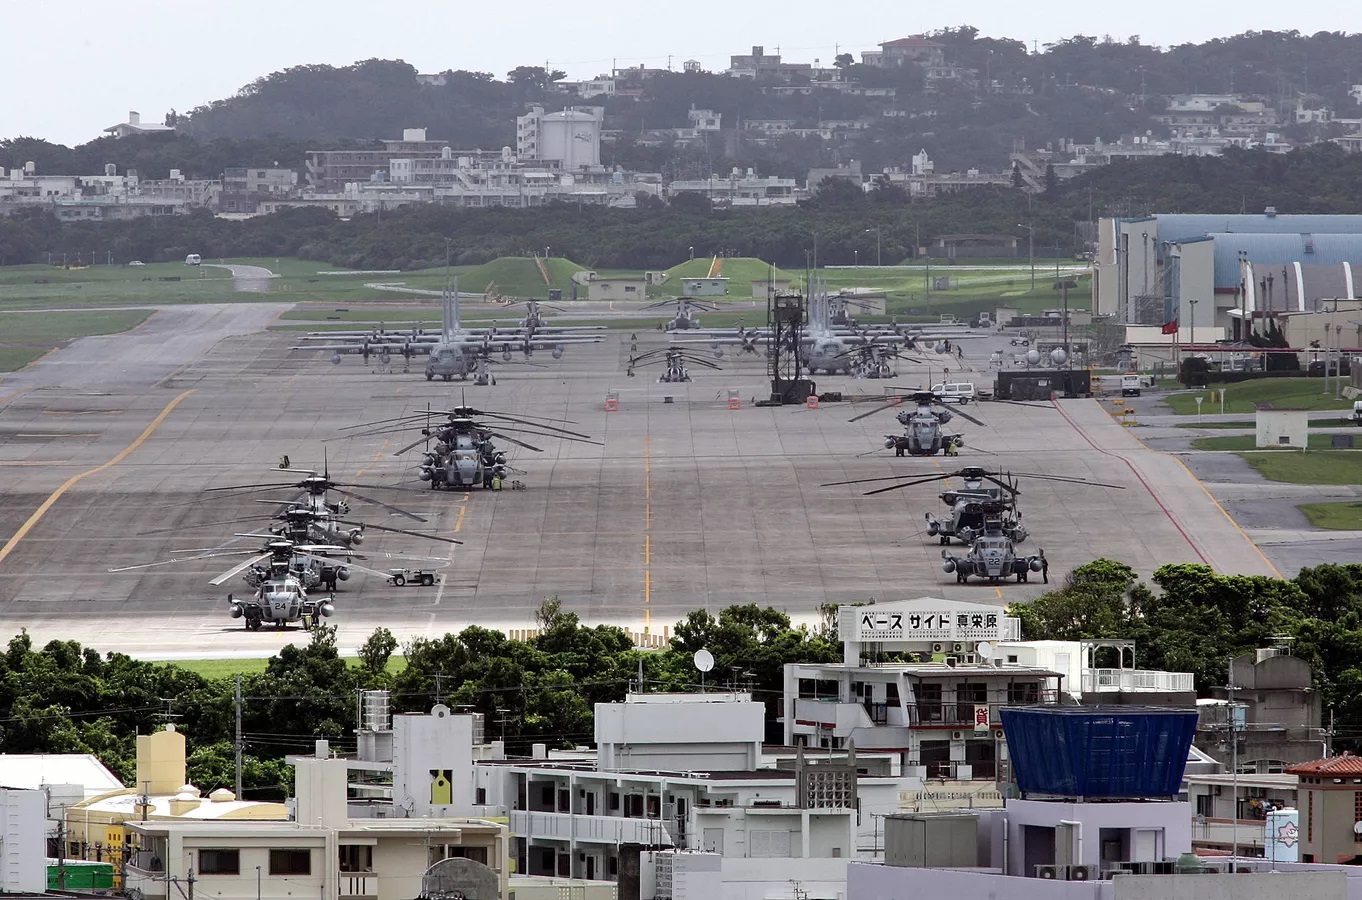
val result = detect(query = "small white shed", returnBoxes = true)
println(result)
[1255,409,1309,449]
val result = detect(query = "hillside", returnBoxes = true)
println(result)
[662,257,796,299]
[452,256,586,298]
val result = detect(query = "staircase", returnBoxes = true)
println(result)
[706,256,724,278]
[534,254,552,285]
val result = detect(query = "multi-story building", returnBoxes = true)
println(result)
[305,128,453,191]
[1195,648,1329,773]
[868,36,946,68]
[220,167,299,213]
[668,169,801,206]
[102,110,175,139]
[1285,753,1362,864]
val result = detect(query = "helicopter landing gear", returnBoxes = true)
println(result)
[940,536,950,545]
[443,374,453,382]
[955,572,967,584]
[274,619,286,628]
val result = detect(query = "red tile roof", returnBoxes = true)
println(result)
[1286,753,1362,776]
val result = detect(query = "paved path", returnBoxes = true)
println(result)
[1052,400,1282,577]
[204,263,277,292]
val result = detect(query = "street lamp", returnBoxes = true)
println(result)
[854,249,859,267]
[864,227,881,266]
[1017,223,1035,291]
[1189,298,1199,349]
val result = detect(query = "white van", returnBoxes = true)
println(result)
[184,253,202,266]
[932,382,977,404]
[1120,374,1143,397]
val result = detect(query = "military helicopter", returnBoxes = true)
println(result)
[645,298,719,331]
[848,391,987,457]
[833,344,924,380]
[940,501,1043,584]
[342,405,599,491]
[627,347,722,383]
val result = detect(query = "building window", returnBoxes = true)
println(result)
[198,849,240,875]
[476,787,487,805]
[270,849,312,876]
[338,845,373,873]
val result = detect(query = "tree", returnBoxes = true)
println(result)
[834,53,855,69]
[1043,163,1059,195]
[1009,559,1136,640]
[1011,161,1025,189]
[357,627,398,675]
[507,66,567,92]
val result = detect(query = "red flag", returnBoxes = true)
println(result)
[1161,319,1179,335]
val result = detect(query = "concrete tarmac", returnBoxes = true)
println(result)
[0,312,1290,657]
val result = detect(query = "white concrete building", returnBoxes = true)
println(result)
[668,169,802,206]
[102,110,175,138]
[516,106,602,169]
[0,788,48,892]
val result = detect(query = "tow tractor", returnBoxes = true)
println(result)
[388,568,438,587]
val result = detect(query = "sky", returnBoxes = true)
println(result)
[4,0,1361,147]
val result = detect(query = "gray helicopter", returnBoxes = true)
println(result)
[645,298,718,331]
[627,347,722,383]
[823,467,1126,584]
[849,391,986,457]
[342,405,599,491]
[940,501,1042,584]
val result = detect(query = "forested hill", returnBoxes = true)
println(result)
[2,145,1361,270]
[6,29,1362,180]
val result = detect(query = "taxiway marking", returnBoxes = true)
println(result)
[0,386,35,409]
[0,389,195,568]
[431,493,469,607]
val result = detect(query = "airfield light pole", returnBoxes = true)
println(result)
[1017,223,1035,291]
[864,227,882,266]
[854,249,859,267]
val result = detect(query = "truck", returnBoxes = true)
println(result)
[387,568,438,587]
[1120,374,1143,397]
[971,312,992,329]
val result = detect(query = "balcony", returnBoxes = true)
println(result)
[907,694,1060,728]
[338,872,376,898]
[510,810,675,846]
[1081,668,1194,693]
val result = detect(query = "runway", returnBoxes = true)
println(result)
[0,307,1277,657]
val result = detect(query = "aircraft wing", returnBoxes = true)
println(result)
[294,342,435,357]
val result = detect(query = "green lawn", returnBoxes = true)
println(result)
[0,263,238,310]
[1165,380,1354,416]
[1193,433,1351,451]
[1175,421,1255,430]
[164,655,408,679]
[1236,450,1362,484]
[0,309,153,371]
[1298,502,1362,530]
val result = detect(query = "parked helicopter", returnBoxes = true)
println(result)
[645,298,720,331]
[627,347,722,382]
[823,467,1126,583]
[342,405,599,491]
[940,501,1042,584]
[848,391,987,457]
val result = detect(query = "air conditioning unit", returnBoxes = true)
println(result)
[962,654,977,664]
[993,728,1005,739]
[953,642,966,653]
[1151,861,1176,875]
[951,731,965,741]
[1067,865,1093,881]
[931,642,945,653]
[1035,865,1061,880]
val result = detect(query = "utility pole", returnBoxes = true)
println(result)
[1229,656,1240,865]
[234,675,243,799]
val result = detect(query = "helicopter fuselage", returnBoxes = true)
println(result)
[229,575,335,630]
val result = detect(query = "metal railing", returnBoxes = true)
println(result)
[1081,668,1194,693]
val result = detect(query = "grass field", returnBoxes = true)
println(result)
[1175,421,1255,430]
[1298,502,1362,530]
[0,308,153,371]
[1192,433,1351,451]
[1236,449,1362,484]
[0,263,238,310]
[1165,380,1355,416]
[164,655,408,679]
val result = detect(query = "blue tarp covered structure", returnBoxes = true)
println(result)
[1000,706,1198,800]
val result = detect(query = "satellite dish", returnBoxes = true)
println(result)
[977,641,994,660]
[693,649,715,673]
[1352,820,1362,836]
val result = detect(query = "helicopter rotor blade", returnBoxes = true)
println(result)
[332,519,463,545]
[822,472,951,488]
[953,407,988,428]
[489,432,543,453]
[293,553,394,580]
[209,553,273,586]
[328,488,428,521]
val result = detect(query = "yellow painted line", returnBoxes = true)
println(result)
[1168,453,1283,578]
[354,438,392,478]
[454,504,467,533]
[0,389,195,568]
[643,434,652,628]
[16,346,62,372]
[0,386,34,408]
[994,587,1004,600]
